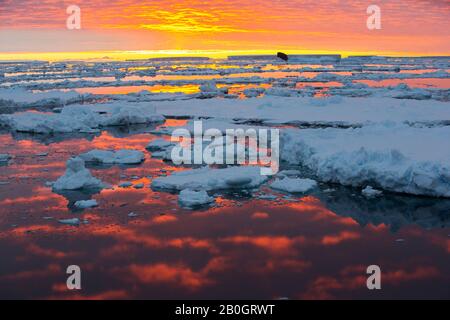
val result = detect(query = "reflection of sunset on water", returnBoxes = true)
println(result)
[0,117,449,299]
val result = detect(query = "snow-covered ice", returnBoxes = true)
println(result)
[281,123,450,197]
[146,139,174,152]
[58,218,80,226]
[270,177,318,193]
[52,157,107,191]
[0,154,11,162]
[79,149,145,165]
[0,102,165,133]
[74,199,98,209]
[151,166,268,191]
[154,96,450,127]
[361,186,383,198]
[178,189,215,208]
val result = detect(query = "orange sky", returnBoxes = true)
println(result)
[0,0,449,59]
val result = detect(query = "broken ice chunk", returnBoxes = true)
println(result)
[178,189,215,208]
[361,186,383,198]
[74,199,98,209]
[58,218,80,226]
[79,149,145,165]
[52,157,107,191]
[270,177,317,193]
[151,166,268,191]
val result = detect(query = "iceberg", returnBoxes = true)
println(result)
[52,157,107,191]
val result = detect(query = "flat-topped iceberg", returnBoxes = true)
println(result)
[151,166,268,191]
[281,123,450,197]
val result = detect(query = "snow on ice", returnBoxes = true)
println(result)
[52,157,108,191]
[151,166,268,191]
[280,123,450,197]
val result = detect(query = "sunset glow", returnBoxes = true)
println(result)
[1,0,449,60]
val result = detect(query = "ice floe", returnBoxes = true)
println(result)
[151,166,268,191]
[146,139,175,152]
[74,199,98,209]
[154,96,450,127]
[361,186,383,198]
[281,123,450,197]
[52,157,107,191]
[178,189,215,208]
[0,154,11,163]
[0,102,165,133]
[79,149,145,165]
[270,177,318,193]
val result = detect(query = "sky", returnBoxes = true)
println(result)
[0,0,449,59]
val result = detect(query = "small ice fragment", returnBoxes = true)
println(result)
[178,189,215,208]
[270,177,317,193]
[128,212,139,217]
[74,199,98,209]
[146,139,174,152]
[257,194,278,200]
[133,183,144,189]
[362,186,383,198]
[58,218,80,226]
[119,182,133,188]
[0,154,11,162]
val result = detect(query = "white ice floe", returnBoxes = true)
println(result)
[151,166,268,191]
[270,177,317,193]
[281,123,450,197]
[361,186,383,198]
[119,182,133,188]
[0,102,165,133]
[133,183,144,189]
[74,199,98,209]
[0,88,82,104]
[58,218,80,226]
[0,154,11,162]
[178,189,215,208]
[52,157,107,191]
[146,139,174,152]
[79,149,145,165]
[155,96,450,126]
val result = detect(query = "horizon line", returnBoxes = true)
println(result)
[1,49,449,62]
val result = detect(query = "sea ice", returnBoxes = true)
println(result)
[74,199,98,209]
[151,166,268,191]
[0,154,11,162]
[270,177,318,193]
[281,123,450,197]
[58,218,80,226]
[52,157,107,191]
[0,102,165,133]
[362,186,383,198]
[178,189,215,208]
[146,139,175,152]
[79,149,145,165]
